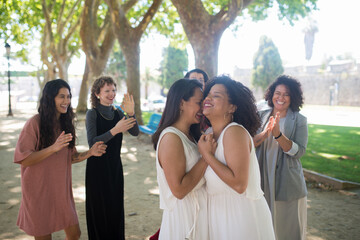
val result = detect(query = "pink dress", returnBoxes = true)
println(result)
[14,114,78,236]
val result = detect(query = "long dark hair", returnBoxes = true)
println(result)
[265,74,304,112]
[204,75,260,137]
[152,79,202,150]
[38,79,76,149]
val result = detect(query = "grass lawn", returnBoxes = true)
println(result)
[302,124,360,183]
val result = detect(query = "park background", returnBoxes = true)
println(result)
[0,0,360,239]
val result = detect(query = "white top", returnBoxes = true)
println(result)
[205,122,275,240]
[156,126,208,240]
[206,122,264,199]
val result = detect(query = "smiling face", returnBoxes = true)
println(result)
[272,84,291,113]
[203,84,235,122]
[97,83,116,106]
[189,72,205,88]
[54,87,71,118]
[180,87,203,125]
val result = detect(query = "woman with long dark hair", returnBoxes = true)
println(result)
[14,79,106,240]
[152,79,213,240]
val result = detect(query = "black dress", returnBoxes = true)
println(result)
[85,108,134,240]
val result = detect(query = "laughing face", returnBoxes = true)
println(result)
[203,84,235,121]
[97,83,116,106]
[55,87,71,118]
[272,84,291,113]
[181,87,203,124]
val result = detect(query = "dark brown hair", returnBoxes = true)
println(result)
[38,79,76,149]
[152,79,202,150]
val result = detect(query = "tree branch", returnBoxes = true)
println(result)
[122,0,138,12]
[135,0,162,38]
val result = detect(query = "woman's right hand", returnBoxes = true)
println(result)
[51,131,73,152]
[198,134,217,159]
[111,116,137,135]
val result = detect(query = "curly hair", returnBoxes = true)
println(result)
[264,75,304,112]
[152,79,202,150]
[203,75,260,137]
[90,76,117,108]
[38,79,76,149]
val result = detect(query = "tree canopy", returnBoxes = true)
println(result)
[158,45,188,91]
[252,35,284,91]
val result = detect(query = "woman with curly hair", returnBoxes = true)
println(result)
[254,75,308,240]
[14,79,107,240]
[198,75,275,239]
[85,76,139,240]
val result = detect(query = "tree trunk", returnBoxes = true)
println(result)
[192,33,222,78]
[106,0,162,126]
[171,0,247,78]
[122,45,143,125]
[57,59,69,81]
[76,59,91,113]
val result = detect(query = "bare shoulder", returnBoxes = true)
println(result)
[223,125,249,141]
[223,125,251,150]
[158,131,184,154]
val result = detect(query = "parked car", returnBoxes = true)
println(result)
[150,98,166,112]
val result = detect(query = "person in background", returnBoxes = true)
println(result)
[152,79,214,240]
[254,75,308,240]
[14,79,106,240]
[184,68,209,89]
[185,68,210,132]
[198,75,275,239]
[85,76,139,240]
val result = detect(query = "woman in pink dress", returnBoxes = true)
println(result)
[14,79,107,240]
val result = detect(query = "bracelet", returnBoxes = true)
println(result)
[274,132,282,139]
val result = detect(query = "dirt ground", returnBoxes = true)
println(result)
[0,105,359,240]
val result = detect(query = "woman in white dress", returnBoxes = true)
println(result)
[152,79,215,240]
[198,75,275,240]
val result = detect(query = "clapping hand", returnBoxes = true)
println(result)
[120,93,135,116]
[90,141,107,157]
[271,112,281,137]
[113,116,137,135]
[52,131,73,152]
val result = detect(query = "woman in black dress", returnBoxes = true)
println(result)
[85,76,139,239]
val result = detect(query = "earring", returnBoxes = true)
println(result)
[97,96,100,99]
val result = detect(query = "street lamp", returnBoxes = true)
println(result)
[5,43,13,116]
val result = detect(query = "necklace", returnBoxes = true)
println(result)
[96,107,115,120]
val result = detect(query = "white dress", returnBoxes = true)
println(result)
[205,123,275,240]
[156,127,208,240]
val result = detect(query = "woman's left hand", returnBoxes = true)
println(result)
[271,112,281,137]
[90,141,107,156]
[120,93,135,116]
